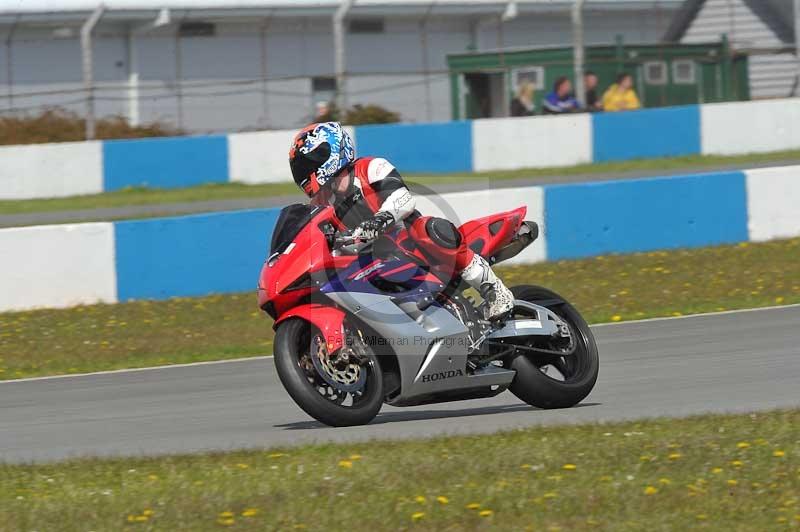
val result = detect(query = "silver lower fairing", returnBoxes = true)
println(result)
[324,291,516,406]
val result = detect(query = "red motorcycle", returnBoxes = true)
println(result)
[258,203,599,426]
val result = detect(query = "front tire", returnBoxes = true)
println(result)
[274,318,384,426]
[507,285,599,409]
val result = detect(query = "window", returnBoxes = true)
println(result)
[644,61,667,85]
[672,60,696,84]
[178,22,215,37]
[348,18,385,34]
[312,77,337,92]
[512,67,545,90]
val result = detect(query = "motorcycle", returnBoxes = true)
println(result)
[258,203,599,426]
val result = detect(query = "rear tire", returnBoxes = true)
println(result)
[274,318,384,426]
[508,285,599,409]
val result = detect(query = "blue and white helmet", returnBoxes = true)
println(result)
[289,122,355,197]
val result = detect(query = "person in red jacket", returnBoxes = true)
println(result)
[289,122,514,319]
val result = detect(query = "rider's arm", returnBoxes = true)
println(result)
[366,158,416,222]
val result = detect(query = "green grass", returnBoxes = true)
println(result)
[2,148,800,217]
[1,237,798,381]
[2,409,798,530]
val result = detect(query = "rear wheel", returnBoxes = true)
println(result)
[507,285,599,409]
[274,318,384,426]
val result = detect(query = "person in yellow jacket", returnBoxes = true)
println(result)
[602,73,641,112]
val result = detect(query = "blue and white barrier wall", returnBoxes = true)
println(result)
[2,99,800,200]
[2,164,799,312]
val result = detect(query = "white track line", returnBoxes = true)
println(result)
[590,302,800,327]
[3,304,798,385]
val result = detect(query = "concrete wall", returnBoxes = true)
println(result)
[3,164,799,312]
[745,166,800,242]
[0,141,103,200]
[5,98,800,201]
[700,99,800,156]
[0,223,116,310]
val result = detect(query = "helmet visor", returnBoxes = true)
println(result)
[290,143,331,197]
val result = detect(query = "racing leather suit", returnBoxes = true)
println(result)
[312,157,514,319]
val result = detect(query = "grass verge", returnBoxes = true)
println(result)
[2,409,798,530]
[2,149,800,217]
[1,237,798,380]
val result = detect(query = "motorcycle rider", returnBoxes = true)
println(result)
[288,121,514,320]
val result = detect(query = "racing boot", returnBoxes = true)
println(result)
[461,254,515,320]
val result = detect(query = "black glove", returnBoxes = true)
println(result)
[352,211,395,242]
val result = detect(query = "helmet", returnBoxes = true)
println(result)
[289,122,355,197]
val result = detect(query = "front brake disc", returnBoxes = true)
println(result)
[310,336,367,394]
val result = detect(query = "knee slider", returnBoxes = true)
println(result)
[425,218,462,249]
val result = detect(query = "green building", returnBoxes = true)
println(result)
[447,39,749,120]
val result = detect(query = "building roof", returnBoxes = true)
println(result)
[664,0,796,43]
[0,0,682,23]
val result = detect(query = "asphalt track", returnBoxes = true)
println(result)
[2,306,799,464]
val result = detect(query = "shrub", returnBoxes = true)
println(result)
[0,108,181,145]
[315,103,401,125]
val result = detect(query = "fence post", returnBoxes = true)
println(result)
[81,4,105,140]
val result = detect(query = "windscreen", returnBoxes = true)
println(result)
[270,203,323,254]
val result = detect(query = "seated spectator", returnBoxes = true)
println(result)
[510,81,536,117]
[542,77,580,114]
[602,73,641,112]
[584,71,602,112]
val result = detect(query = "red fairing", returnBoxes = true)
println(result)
[275,304,346,353]
[459,206,527,258]
[408,216,475,273]
[257,207,355,347]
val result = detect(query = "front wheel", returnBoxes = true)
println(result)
[507,285,599,409]
[274,318,384,426]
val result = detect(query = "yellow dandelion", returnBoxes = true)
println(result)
[774,450,786,458]
[777,517,787,523]
[611,315,622,322]
[668,453,682,460]
[142,509,154,517]
[147,474,159,481]
[126,515,137,523]
[465,503,481,509]
[414,495,426,504]
[599,475,612,482]
[219,511,234,518]
[562,463,576,470]
[727,479,738,486]
[436,496,449,505]
[543,492,558,499]
[338,460,353,468]
[736,442,750,449]
[411,512,425,521]
[349,454,362,460]
[776,297,785,304]
[730,460,744,467]
[520,463,532,469]
[643,486,658,495]
[236,463,249,469]
[242,508,259,517]
[696,514,708,520]
[217,518,235,526]
[658,478,671,485]
[479,510,494,517]
[711,467,723,474]
[268,452,286,458]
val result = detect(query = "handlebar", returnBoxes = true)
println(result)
[332,231,367,254]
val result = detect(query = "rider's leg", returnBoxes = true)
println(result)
[409,217,514,320]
